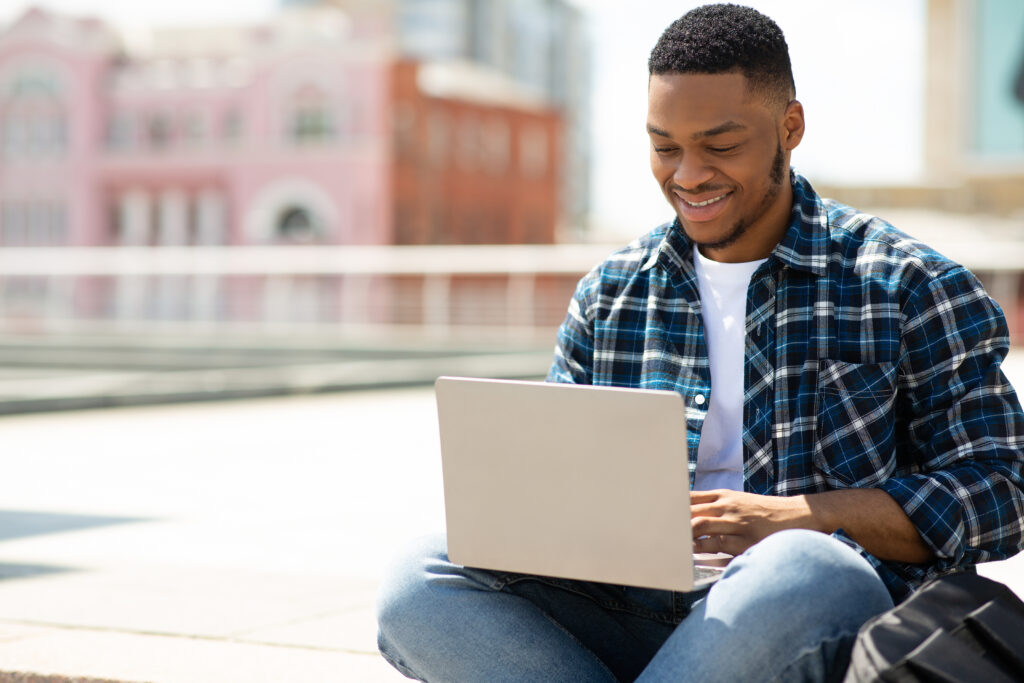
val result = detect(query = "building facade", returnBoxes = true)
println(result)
[0,6,567,326]
[818,0,1024,218]
[339,0,590,236]
[0,5,565,250]
[0,6,397,251]
[391,59,561,245]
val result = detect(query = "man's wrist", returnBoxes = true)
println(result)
[801,492,841,535]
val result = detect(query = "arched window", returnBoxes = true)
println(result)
[276,205,320,242]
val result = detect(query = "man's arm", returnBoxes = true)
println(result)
[547,269,597,385]
[691,488,934,563]
[696,264,1024,569]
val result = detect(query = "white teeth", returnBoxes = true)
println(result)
[685,194,728,207]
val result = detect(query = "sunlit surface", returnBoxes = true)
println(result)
[0,354,1022,681]
[0,387,442,681]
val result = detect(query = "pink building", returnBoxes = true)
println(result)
[0,6,393,251]
[0,6,569,328]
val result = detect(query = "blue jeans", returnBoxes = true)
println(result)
[377,529,894,682]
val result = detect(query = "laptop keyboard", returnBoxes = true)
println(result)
[694,565,725,581]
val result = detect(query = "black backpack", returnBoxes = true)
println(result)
[843,573,1024,683]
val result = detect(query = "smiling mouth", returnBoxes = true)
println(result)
[682,192,730,207]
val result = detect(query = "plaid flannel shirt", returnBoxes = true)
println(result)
[548,171,1024,601]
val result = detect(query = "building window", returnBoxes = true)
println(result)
[147,113,173,149]
[430,206,448,243]
[293,108,333,142]
[151,59,177,90]
[289,86,335,144]
[0,68,67,159]
[1,117,25,158]
[182,111,206,145]
[276,206,320,242]
[0,200,67,245]
[482,119,510,175]
[394,201,419,244]
[222,109,243,143]
[106,111,135,150]
[456,115,481,171]
[185,58,215,89]
[393,102,417,161]
[222,58,250,89]
[426,110,448,167]
[34,201,67,245]
[519,124,549,178]
[1,202,25,245]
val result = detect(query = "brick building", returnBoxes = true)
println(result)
[390,60,561,245]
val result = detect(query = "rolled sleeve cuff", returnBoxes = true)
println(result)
[877,475,967,570]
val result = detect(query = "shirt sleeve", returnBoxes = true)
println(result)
[879,264,1024,573]
[546,270,597,385]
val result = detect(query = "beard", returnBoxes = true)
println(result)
[690,142,786,253]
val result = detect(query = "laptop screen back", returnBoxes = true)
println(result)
[435,376,697,591]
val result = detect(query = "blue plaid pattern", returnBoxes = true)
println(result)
[548,172,1024,601]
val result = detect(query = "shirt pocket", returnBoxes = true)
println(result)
[812,359,898,488]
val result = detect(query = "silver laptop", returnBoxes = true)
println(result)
[435,376,725,592]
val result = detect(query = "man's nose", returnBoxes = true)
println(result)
[673,153,714,192]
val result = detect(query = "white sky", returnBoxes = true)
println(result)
[2,0,926,236]
[580,0,926,234]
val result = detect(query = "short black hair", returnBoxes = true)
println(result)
[648,3,795,107]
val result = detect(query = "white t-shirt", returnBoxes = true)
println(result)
[692,245,767,492]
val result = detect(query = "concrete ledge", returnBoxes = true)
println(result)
[0,349,552,415]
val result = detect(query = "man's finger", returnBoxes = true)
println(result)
[689,503,722,518]
[689,490,722,504]
[692,517,740,538]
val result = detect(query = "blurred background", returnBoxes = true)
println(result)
[0,1,1023,681]
[0,0,1020,410]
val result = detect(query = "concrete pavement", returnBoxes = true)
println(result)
[0,387,433,681]
[0,355,1023,681]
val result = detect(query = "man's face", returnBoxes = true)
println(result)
[647,71,803,262]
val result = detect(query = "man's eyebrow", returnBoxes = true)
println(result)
[646,120,747,140]
[691,120,746,139]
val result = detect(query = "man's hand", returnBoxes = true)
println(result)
[690,488,936,563]
[691,489,816,556]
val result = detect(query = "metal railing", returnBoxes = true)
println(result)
[0,242,1020,345]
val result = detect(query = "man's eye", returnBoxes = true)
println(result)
[654,146,677,154]
[708,145,738,154]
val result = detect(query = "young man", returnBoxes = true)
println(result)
[377,5,1024,681]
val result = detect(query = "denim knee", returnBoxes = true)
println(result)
[647,530,895,682]
[733,529,894,624]
[377,535,450,624]
[376,534,451,676]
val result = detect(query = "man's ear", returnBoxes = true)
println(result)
[781,100,805,151]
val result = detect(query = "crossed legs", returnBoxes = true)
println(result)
[377,529,893,682]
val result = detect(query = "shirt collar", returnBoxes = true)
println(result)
[772,171,829,276]
[641,170,829,277]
